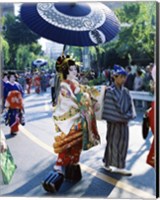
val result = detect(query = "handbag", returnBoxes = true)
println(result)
[65,164,82,181]
[142,114,150,139]
[42,170,64,193]
[0,147,17,184]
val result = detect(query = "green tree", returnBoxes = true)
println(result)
[3,14,40,45]
[16,43,42,71]
[0,35,9,68]
[115,2,156,65]
[2,13,41,69]
[89,2,156,69]
[67,46,83,62]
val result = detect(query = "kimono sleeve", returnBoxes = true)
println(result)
[102,89,129,123]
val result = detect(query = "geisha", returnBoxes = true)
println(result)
[52,55,101,175]
[4,72,24,135]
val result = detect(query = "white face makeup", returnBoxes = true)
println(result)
[9,75,16,83]
[68,65,78,80]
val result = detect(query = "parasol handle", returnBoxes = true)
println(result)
[62,45,66,56]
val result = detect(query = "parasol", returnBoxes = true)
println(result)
[32,58,48,67]
[20,2,120,47]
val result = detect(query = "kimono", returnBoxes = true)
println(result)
[4,81,24,104]
[102,84,136,168]
[146,101,155,168]
[26,76,32,94]
[34,75,41,94]
[5,90,24,133]
[53,79,100,166]
[4,82,24,134]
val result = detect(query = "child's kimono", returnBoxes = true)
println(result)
[53,79,100,166]
[102,84,136,168]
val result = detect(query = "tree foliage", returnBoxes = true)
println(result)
[2,13,42,70]
[81,2,156,70]
[103,2,156,67]
[15,43,42,71]
[1,35,10,66]
[3,14,40,45]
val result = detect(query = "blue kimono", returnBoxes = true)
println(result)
[102,84,136,168]
[4,82,24,133]
[4,81,24,102]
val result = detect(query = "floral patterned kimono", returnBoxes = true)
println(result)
[5,90,24,133]
[53,79,100,166]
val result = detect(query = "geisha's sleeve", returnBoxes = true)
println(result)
[53,81,81,134]
[59,81,78,99]
[83,85,107,117]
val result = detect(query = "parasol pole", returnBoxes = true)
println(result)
[62,45,66,56]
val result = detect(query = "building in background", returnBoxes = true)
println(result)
[43,39,64,60]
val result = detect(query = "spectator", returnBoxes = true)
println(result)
[124,66,135,90]
[133,69,143,91]
[18,73,26,92]
[49,73,56,105]
[40,72,47,92]
[26,73,32,94]
[143,65,154,92]
[133,69,143,108]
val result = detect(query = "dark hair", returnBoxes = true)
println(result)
[149,63,154,68]
[8,71,16,79]
[136,69,142,76]
[3,72,8,78]
[56,55,79,80]
[62,60,77,80]
[127,66,132,71]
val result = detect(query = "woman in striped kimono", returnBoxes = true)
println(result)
[52,55,100,173]
[102,65,136,176]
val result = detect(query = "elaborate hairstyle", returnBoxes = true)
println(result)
[8,71,16,79]
[55,55,79,80]
[2,72,8,78]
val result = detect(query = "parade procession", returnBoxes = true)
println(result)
[0,1,159,199]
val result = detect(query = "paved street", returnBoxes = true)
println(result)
[1,88,156,198]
